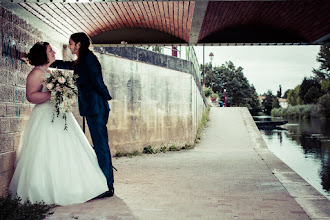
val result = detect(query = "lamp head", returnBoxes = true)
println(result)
[209,52,214,62]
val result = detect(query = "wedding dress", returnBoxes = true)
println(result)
[9,68,108,206]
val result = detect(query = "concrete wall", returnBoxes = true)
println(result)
[92,48,207,155]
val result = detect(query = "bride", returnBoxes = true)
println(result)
[9,42,108,206]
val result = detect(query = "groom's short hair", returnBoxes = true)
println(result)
[27,42,49,66]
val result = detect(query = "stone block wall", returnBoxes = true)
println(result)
[0,5,63,196]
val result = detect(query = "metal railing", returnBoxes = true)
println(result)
[185,46,201,82]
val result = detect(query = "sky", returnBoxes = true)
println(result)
[193,45,321,95]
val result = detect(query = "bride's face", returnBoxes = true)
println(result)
[68,38,80,56]
[46,45,56,64]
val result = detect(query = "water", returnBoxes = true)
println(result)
[254,116,330,200]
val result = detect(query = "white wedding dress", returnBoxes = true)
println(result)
[9,81,108,206]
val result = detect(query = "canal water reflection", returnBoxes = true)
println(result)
[254,117,330,200]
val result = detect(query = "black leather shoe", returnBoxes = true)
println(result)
[94,190,113,199]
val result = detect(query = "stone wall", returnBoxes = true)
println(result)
[0,5,63,196]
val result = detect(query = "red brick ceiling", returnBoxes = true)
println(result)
[18,1,195,44]
[199,1,330,44]
[2,0,330,46]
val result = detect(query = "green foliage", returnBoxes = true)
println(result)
[271,104,320,119]
[319,93,330,118]
[277,85,282,98]
[0,193,53,220]
[115,151,141,157]
[312,45,330,80]
[287,85,303,106]
[204,61,261,115]
[262,90,279,115]
[283,89,290,98]
[211,92,219,99]
[321,79,330,94]
[196,105,210,142]
[160,146,167,153]
[304,86,322,104]
[203,87,212,97]
[169,145,178,151]
[299,77,322,104]
[182,145,193,150]
[143,146,155,154]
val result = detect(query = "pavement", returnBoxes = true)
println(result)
[46,107,330,220]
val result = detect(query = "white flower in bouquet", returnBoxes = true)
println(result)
[58,77,66,84]
[46,82,54,90]
[45,68,78,130]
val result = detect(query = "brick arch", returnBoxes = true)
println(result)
[91,27,186,45]
[198,0,330,44]
[18,1,195,44]
[199,24,307,44]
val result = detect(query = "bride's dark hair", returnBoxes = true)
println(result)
[27,42,49,66]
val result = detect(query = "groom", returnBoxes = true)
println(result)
[52,32,114,198]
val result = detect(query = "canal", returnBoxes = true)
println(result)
[254,117,330,201]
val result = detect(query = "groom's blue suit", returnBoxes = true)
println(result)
[52,51,114,191]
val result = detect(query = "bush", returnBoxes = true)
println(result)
[319,93,330,118]
[271,104,320,119]
[271,108,283,117]
[196,105,210,142]
[143,146,155,154]
[0,193,53,220]
[203,87,212,97]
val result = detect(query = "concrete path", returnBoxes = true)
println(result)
[47,107,330,220]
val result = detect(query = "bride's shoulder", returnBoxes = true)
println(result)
[27,67,45,80]
[29,67,44,75]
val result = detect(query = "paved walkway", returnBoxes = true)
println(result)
[47,107,330,220]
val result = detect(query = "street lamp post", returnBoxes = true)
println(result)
[224,89,227,107]
[209,52,214,90]
[203,46,205,86]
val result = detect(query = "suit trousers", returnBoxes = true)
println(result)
[86,112,114,190]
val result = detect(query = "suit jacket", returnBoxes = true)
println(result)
[52,51,112,116]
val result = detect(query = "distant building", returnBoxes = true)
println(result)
[278,98,288,108]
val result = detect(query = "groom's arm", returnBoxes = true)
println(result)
[51,60,74,70]
[86,54,112,100]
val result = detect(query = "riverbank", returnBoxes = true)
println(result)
[259,117,330,201]
[271,104,320,119]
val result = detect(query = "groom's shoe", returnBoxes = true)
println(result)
[100,190,114,198]
[94,190,113,199]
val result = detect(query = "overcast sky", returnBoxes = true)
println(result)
[193,45,321,95]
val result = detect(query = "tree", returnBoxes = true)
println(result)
[313,45,330,80]
[262,90,279,115]
[321,79,330,94]
[277,85,282,98]
[319,93,330,118]
[204,61,261,114]
[299,77,322,104]
[283,89,290,99]
[287,85,303,106]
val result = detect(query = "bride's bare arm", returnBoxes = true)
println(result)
[26,68,51,104]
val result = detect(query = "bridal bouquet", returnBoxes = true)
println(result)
[45,68,78,130]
